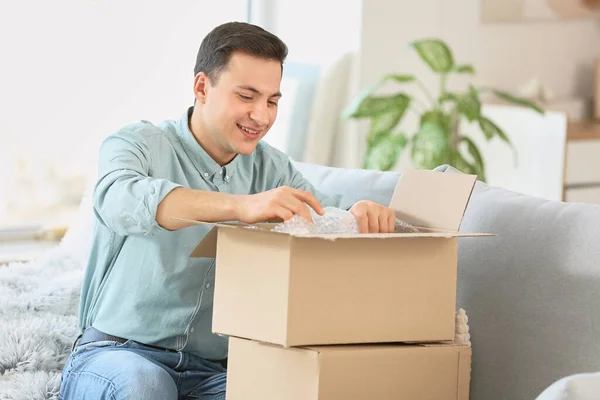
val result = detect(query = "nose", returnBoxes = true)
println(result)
[249,103,269,127]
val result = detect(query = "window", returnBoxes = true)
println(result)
[0,0,249,231]
[251,0,362,165]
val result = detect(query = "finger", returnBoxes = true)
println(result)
[281,195,314,223]
[274,206,294,222]
[388,211,396,233]
[294,202,313,223]
[367,210,379,233]
[352,209,368,234]
[293,189,324,216]
[378,212,389,233]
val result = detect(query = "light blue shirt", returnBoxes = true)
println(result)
[78,107,350,360]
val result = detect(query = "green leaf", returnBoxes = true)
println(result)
[364,133,407,171]
[341,80,384,118]
[382,74,416,83]
[439,90,481,122]
[342,74,415,119]
[454,64,475,74]
[411,121,452,169]
[451,151,478,176]
[478,116,509,144]
[458,91,481,122]
[489,89,544,114]
[439,92,457,103]
[469,85,480,96]
[367,108,407,145]
[410,39,455,73]
[459,136,486,181]
[420,110,452,134]
[343,93,411,119]
[478,116,519,167]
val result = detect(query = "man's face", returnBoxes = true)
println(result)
[200,52,282,160]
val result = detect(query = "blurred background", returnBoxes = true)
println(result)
[1,0,600,240]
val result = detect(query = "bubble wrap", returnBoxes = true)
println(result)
[271,207,420,234]
[454,308,471,345]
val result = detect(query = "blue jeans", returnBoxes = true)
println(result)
[59,339,227,400]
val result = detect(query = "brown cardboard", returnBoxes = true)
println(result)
[226,336,471,400]
[176,169,489,346]
[390,169,477,231]
[595,57,600,120]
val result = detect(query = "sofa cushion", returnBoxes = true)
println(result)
[438,165,600,400]
[535,372,600,400]
[292,161,401,207]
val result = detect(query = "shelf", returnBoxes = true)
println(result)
[567,120,600,141]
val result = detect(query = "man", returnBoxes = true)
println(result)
[59,21,396,399]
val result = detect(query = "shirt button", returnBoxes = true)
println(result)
[203,172,209,177]
[225,175,229,181]
[205,282,211,289]
[190,327,195,333]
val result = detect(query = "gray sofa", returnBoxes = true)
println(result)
[295,162,600,400]
[1,161,599,399]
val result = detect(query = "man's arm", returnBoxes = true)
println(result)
[93,131,191,236]
[155,187,238,230]
[94,131,240,234]
[157,185,325,230]
[94,131,325,234]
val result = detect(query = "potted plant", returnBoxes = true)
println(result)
[342,38,544,181]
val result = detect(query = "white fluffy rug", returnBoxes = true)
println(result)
[0,235,88,399]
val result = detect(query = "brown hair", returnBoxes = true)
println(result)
[194,22,288,84]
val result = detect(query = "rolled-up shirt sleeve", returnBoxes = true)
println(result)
[93,130,183,236]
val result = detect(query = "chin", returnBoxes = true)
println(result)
[235,142,260,155]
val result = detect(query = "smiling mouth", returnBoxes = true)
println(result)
[237,123,261,136]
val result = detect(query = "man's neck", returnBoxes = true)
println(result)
[188,107,235,166]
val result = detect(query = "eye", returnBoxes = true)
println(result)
[268,101,278,107]
[238,94,253,101]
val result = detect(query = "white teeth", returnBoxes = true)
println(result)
[238,124,258,134]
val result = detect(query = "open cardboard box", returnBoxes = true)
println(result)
[226,336,471,400]
[175,169,491,347]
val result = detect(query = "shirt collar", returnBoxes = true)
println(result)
[177,107,239,181]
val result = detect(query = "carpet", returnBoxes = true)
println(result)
[0,242,86,400]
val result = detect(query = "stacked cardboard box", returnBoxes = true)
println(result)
[595,57,600,120]
[184,169,488,399]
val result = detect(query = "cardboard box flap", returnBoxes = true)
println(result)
[291,231,491,240]
[171,218,277,258]
[177,215,491,258]
[190,226,219,258]
[390,169,477,231]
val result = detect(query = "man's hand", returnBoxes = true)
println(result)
[349,200,396,233]
[234,186,324,224]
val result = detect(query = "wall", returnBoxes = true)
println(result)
[268,0,361,65]
[343,0,600,169]
[251,0,362,163]
[0,0,248,228]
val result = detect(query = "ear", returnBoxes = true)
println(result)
[193,72,210,104]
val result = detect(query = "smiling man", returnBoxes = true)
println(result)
[59,22,396,400]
